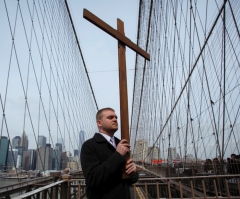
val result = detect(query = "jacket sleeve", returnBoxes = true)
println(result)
[81,141,126,188]
[125,172,139,185]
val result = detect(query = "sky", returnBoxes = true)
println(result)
[67,0,139,139]
[0,0,140,152]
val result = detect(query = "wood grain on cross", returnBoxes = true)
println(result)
[83,9,150,176]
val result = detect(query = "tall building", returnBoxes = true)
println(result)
[20,131,28,151]
[7,149,18,168]
[22,151,30,171]
[57,138,65,151]
[74,149,79,157]
[79,131,85,160]
[0,136,9,170]
[16,146,24,156]
[12,136,21,149]
[16,155,22,169]
[22,149,36,171]
[36,146,53,171]
[132,139,148,163]
[61,152,68,169]
[46,143,51,148]
[66,152,73,162]
[148,146,159,163]
[168,147,177,162]
[52,148,61,170]
[55,143,62,152]
[67,162,78,170]
[38,135,47,147]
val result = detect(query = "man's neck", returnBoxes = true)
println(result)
[99,130,114,137]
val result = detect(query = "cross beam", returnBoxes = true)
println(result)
[83,8,150,147]
[83,9,150,61]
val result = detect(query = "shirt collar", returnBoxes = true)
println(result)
[99,132,113,142]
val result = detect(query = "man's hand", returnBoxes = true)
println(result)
[125,159,137,175]
[116,139,130,157]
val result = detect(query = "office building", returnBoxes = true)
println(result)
[55,143,63,152]
[0,136,9,170]
[16,146,24,156]
[74,149,79,157]
[148,146,159,163]
[20,131,28,151]
[16,155,22,169]
[61,152,68,169]
[7,149,18,168]
[22,149,36,171]
[67,162,78,170]
[168,147,177,162]
[78,131,85,160]
[38,135,47,147]
[52,148,61,170]
[132,139,148,163]
[12,136,21,149]
[57,138,65,151]
[46,143,51,148]
[36,145,53,171]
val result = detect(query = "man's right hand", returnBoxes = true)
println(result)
[116,139,130,157]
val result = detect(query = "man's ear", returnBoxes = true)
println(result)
[97,120,102,128]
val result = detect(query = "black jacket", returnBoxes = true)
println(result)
[80,133,138,199]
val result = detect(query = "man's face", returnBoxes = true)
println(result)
[97,110,118,134]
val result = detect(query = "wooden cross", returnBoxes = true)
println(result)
[83,9,150,146]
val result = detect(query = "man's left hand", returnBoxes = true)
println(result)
[125,159,137,175]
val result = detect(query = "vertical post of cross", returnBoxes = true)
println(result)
[117,19,131,178]
[117,19,130,144]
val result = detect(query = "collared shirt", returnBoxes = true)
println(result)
[99,132,116,148]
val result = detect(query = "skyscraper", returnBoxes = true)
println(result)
[132,139,148,163]
[61,152,68,169]
[36,145,53,171]
[74,149,79,157]
[16,146,24,156]
[20,131,28,151]
[52,148,61,170]
[168,147,177,162]
[7,149,18,168]
[38,135,47,147]
[148,146,159,163]
[0,136,9,170]
[78,131,85,161]
[55,143,63,152]
[12,136,21,149]
[57,138,65,152]
[22,150,36,171]
[22,151,31,171]
[16,155,22,169]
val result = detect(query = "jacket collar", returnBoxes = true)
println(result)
[93,132,121,145]
[94,133,107,143]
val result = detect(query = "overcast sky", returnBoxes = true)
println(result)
[0,0,140,153]
[67,0,139,139]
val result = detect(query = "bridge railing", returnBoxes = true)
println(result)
[134,174,240,199]
[10,178,87,199]
[10,174,240,199]
[145,162,240,178]
[11,180,65,199]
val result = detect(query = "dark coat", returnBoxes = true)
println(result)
[80,133,138,199]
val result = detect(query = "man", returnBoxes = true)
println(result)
[229,154,240,174]
[81,108,138,199]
